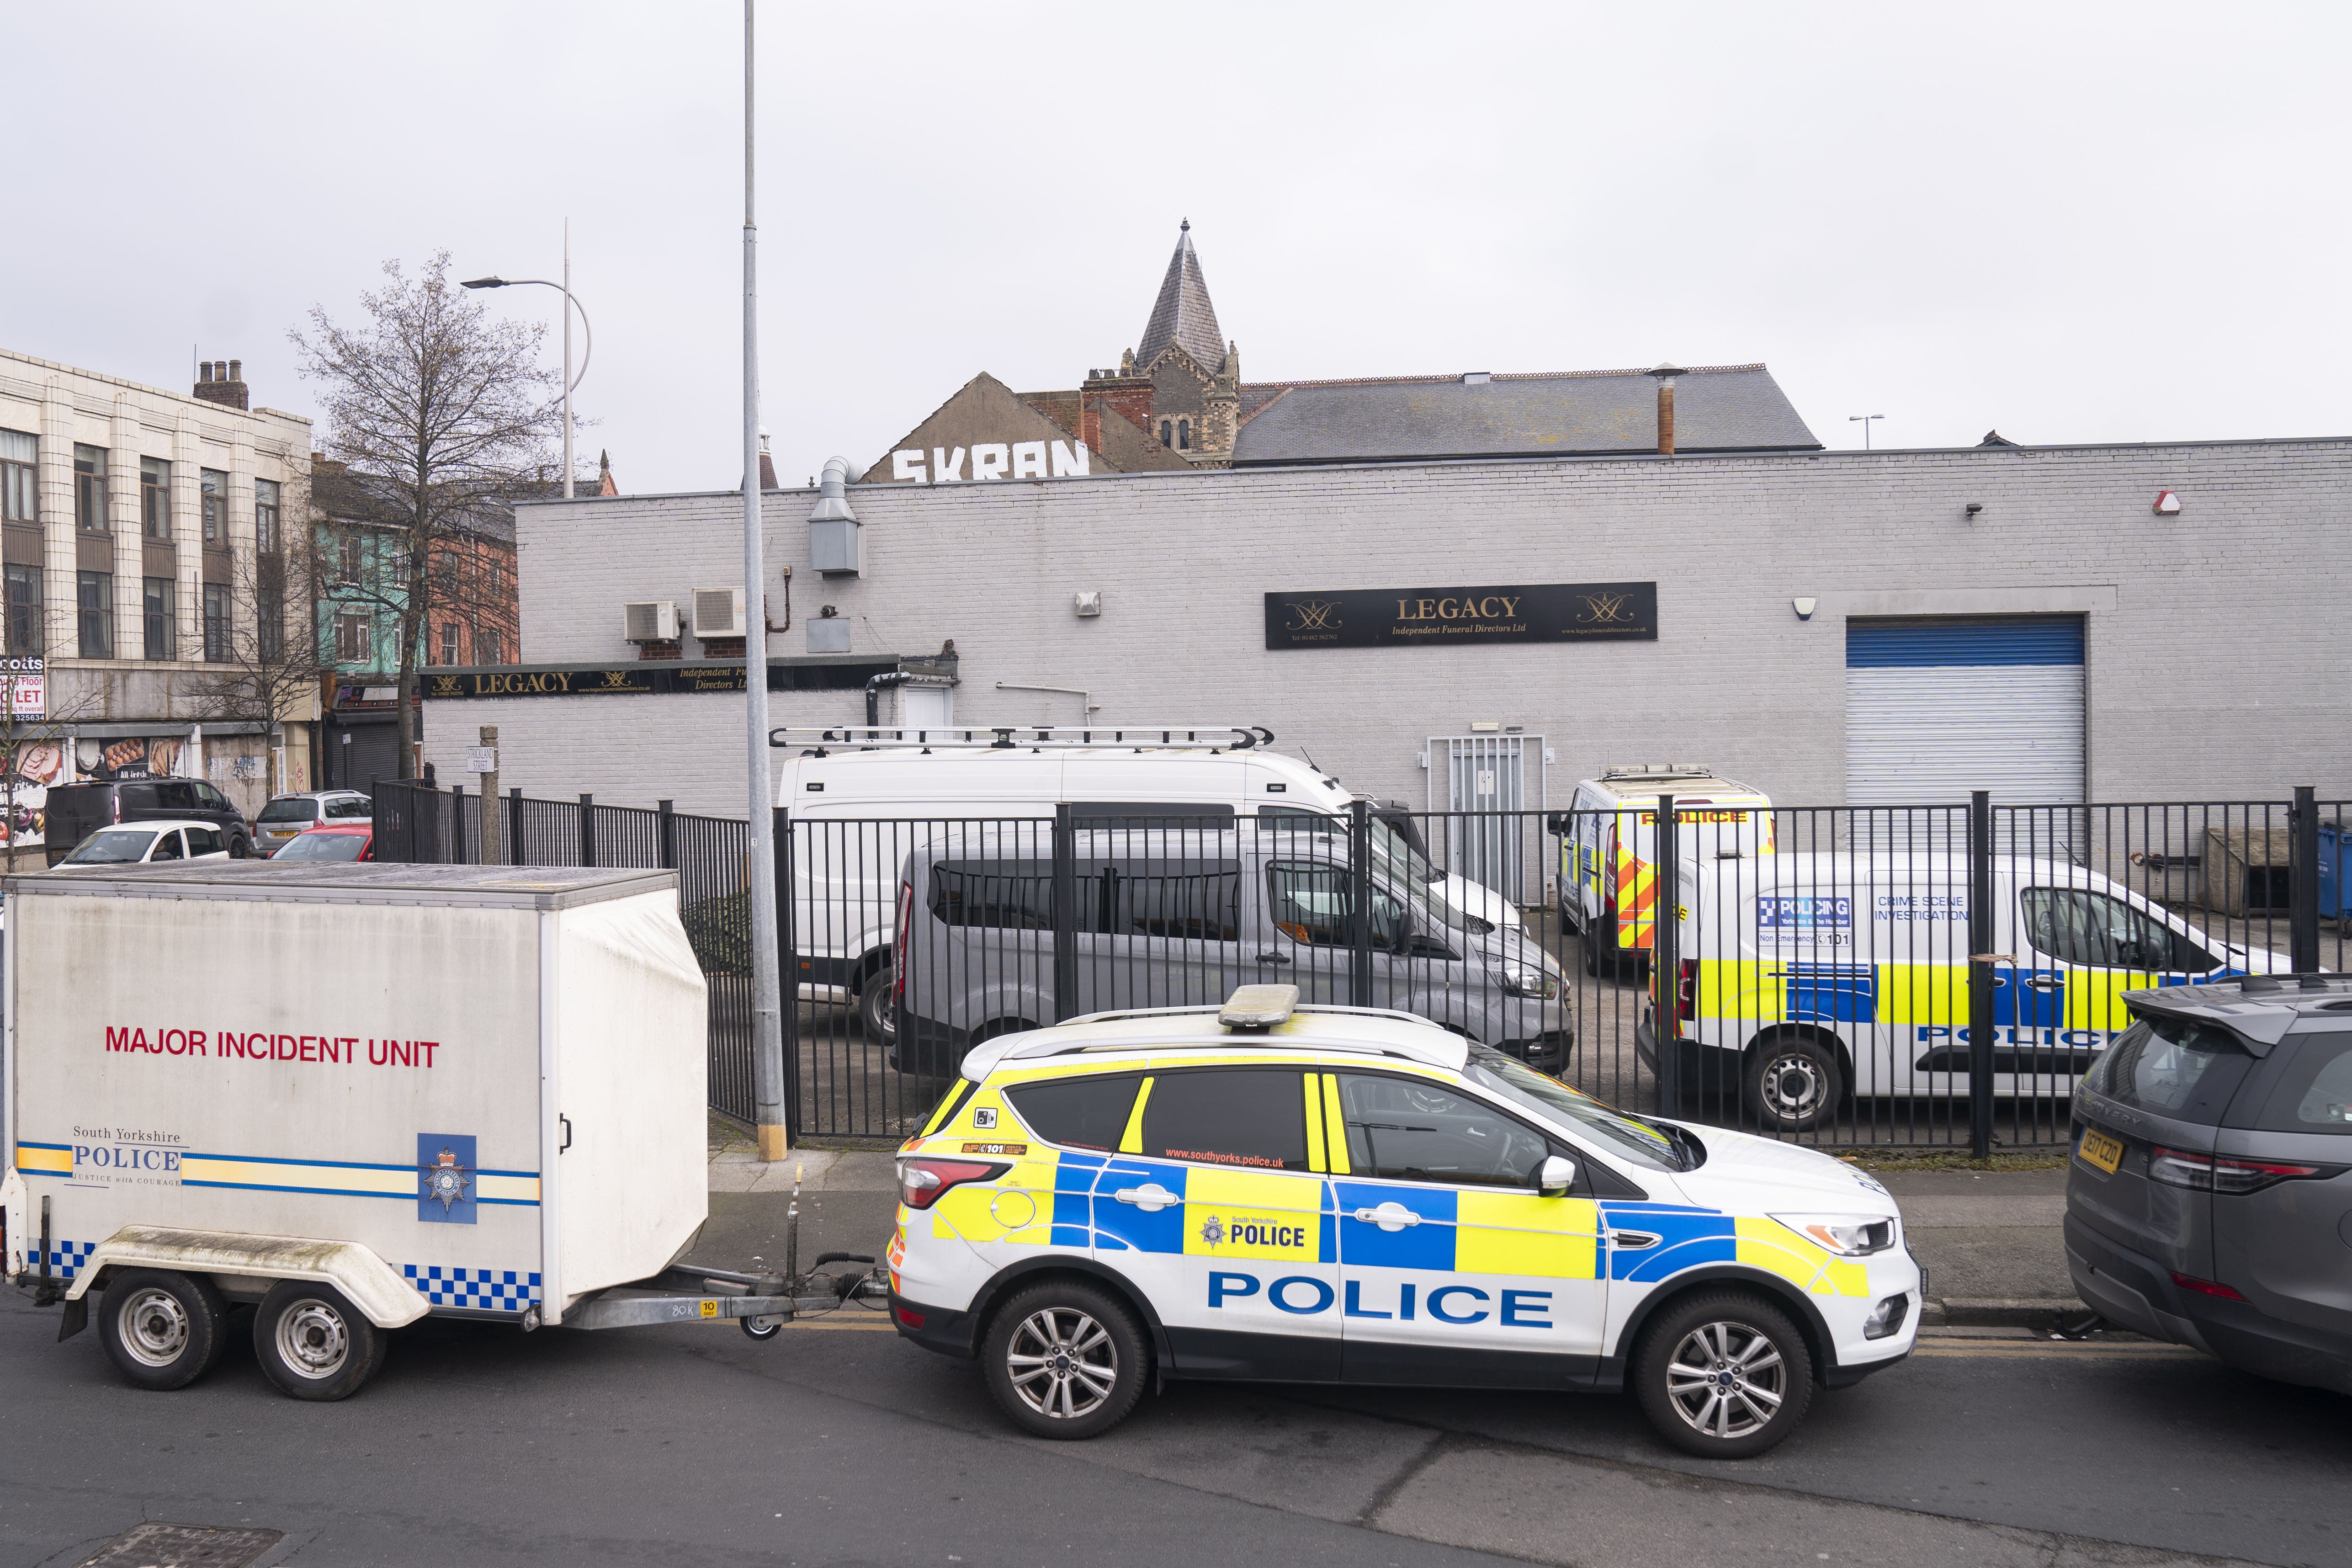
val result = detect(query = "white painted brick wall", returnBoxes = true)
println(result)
[428,440,2352,816]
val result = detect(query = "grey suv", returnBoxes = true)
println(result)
[2067,976,2352,1395]
[891,826,1572,1078]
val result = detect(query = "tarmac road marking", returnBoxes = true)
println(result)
[1911,1337,2200,1358]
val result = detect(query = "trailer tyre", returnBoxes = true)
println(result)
[254,1281,382,1401]
[99,1270,226,1391]
[742,1314,783,1340]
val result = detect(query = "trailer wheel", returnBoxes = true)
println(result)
[99,1270,226,1391]
[254,1281,382,1401]
[742,1314,784,1340]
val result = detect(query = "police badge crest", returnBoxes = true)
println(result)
[416,1133,479,1224]
[425,1148,471,1212]
[1199,1215,1225,1247]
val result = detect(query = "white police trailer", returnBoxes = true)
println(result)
[0,862,871,1400]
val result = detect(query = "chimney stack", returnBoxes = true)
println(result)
[1647,362,1684,456]
[193,356,250,412]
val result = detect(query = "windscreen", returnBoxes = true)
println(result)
[2087,1015,2254,1126]
[257,799,317,824]
[273,832,368,862]
[64,828,156,865]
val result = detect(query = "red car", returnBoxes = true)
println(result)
[269,823,374,863]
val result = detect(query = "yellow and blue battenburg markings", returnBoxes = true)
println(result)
[19,1138,539,1212]
[1599,1202,1867,1296]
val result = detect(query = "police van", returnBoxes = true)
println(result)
[1553,765,1773,977]
[887,984,1919,1458]
[776,725,1522,1042]
[1651,853,2290,1132]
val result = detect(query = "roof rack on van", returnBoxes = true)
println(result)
[767,725,1274,754]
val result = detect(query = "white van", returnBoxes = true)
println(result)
[1555,765,1773,977]
[775,726,1521,1041]
[1651,851,2288,1132]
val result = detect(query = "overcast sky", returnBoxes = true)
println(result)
[6,2,2346,493]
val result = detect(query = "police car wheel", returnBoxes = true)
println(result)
[982,1281,1147,1439]
[1742,1034,1844,1133]
[254,1281,382,1401]
[1635,1292,1814,1458]
[98,1269,226,1391]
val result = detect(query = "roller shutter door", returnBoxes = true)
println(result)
[333,723,403,793]
[1845,617,2084,806]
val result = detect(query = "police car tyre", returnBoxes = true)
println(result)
[1742,1031,1845,1133]
[982,1281,1148,1440]
[254,1280,382,1401]
[98,1269,226,1391]
[1634,1291,1814,1458]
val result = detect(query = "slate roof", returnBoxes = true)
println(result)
[1135,222,1226,372]
[1228,365,1820,465]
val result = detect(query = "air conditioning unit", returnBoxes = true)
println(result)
[622,600,679,642]
[692,587,747,638]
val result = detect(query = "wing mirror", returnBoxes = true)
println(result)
[1545,813,1573,838]
[1538,1154,1577,1196]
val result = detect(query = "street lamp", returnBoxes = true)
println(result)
[462,244,593,498]
[1848,413,1885,451]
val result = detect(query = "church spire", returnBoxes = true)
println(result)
[1135,218,1225,371]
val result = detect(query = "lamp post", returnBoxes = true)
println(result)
[1848,413,1884,451]
[462,240,594,498]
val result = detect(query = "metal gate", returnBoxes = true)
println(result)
[1427,734,1545,906]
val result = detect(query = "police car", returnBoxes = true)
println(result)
[888,985,1919,1457]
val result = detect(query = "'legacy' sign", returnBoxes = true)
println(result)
[1264,583,1657,650]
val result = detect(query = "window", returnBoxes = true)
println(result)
[440,623,460,666]
[1177,419,1190,451]
[149,828,185,862]
[1004,1074,1142,1152]
[203,582,230,661]
[200,469,227,543]
[254,478,280,554]
[927,857,1240,936]
[1158,420,1173,448]
[388,619,401,666]
[336,611,371,664]
[2087,1015,2253,1126]
[475,627,499,664]
[1136,1069,1309,1170]
[1463,1042,1684,1172]
[141,457,170,540]
[194,781,232,813]
[77,570,112,657]
[1266,861,1408,950]
[325,795,372,819]
[74,445,107,532]
[257,579,281,661]
[338,530,363,585]
[5,563,41,656]
[183,824,223,856]
[155,781,199,812]
[2247,1035,2352,1134]
[1335,1072,1550,1188]
[143,576,174,661]
[2020,888,2214,972]
[1,428,35,523]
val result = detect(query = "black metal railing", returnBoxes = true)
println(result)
[372,779,2347,1150]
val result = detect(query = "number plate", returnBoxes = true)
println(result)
[2078,1127,2124,1175]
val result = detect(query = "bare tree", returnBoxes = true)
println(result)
[292,254,560,774]
[183,525,330,761]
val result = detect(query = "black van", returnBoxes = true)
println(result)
[43,779,255,865]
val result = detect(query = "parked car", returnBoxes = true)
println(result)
[55,820,238,867]
[253,790,372,856]
[268,823,374,862]
[892,826,1570,1078]
[44,779,254,866]
[2067,976,2352,1396]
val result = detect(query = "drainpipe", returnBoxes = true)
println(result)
[1648,361,1685,455]
[865,669,910,727]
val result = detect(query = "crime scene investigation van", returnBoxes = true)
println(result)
[1646,852,2290,1133]
[886,983,1921,1458]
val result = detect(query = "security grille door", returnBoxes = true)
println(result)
[1845,618,2085,807]
[1429,734,1536,903]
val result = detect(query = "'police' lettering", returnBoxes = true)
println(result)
[1207,1272,1258,1308]
[1427,1285,1490,1324]
[1500,1289,1552,1329]
[1269,1276,1335,1315]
